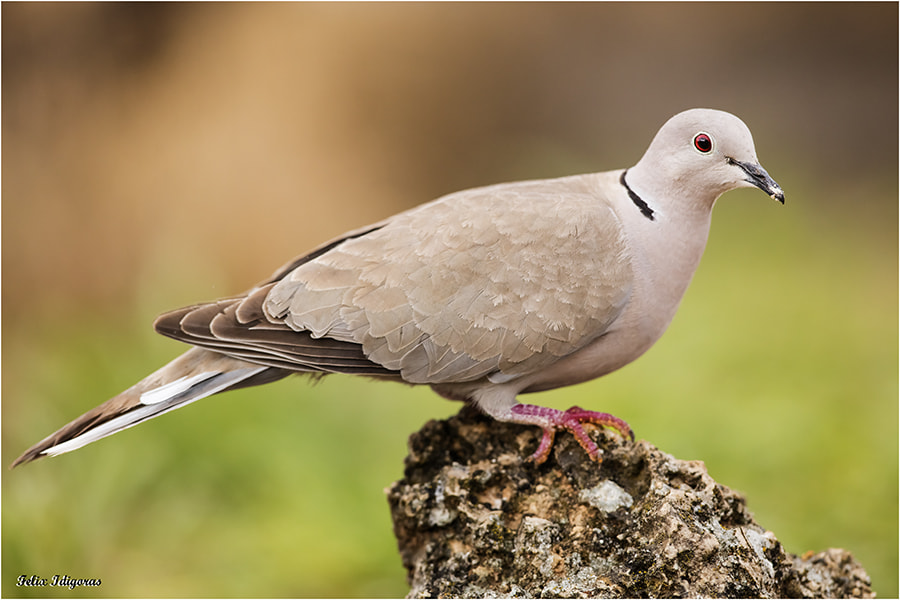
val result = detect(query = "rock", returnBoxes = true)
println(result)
[386,406,873,598]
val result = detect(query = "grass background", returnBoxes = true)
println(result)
[3,3,896,597]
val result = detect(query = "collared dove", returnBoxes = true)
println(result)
[11,108,783,469]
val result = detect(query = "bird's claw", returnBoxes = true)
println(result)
[511,404,633,465]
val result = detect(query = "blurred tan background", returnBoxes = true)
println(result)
[3,3,897,598]
[3,2,895,316]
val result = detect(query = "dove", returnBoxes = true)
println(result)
[11,108,783,469]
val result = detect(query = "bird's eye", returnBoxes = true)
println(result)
[693,133,713,153]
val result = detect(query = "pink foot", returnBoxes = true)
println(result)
[510,404,634,465]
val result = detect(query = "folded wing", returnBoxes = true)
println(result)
[159,176,634,386]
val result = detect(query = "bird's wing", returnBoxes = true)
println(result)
[260,174,635,384]
[154,290,399,378]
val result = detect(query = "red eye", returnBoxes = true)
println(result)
[693,133,712,153]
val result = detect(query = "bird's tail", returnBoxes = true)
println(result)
[10,348,286,468]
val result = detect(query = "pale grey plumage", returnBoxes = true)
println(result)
[12,108,783,468]
[266,177,632,384]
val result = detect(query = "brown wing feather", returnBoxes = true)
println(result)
[153,286,400,379]
[150,221,402,378]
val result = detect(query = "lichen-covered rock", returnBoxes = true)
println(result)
[386,406,873,598]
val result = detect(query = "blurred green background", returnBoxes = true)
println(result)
[3,3,896,597]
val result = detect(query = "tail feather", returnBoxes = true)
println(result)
[11,348,275,468]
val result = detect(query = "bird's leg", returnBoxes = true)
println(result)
[510,404,634,464]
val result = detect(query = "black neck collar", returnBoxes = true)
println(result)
[620,170,655,221]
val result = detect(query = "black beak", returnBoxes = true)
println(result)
[729,158,785,204]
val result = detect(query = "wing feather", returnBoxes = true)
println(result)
[263,174,633,384]
[155,174,632,387]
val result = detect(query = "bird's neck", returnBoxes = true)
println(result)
[612,169,715,333]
